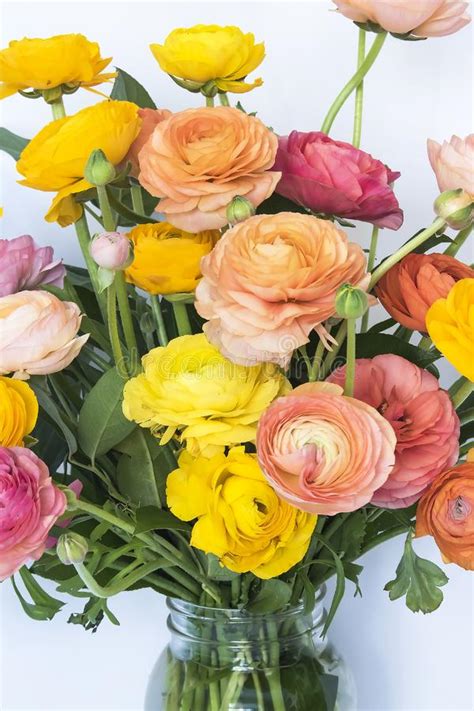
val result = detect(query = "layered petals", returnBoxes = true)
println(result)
[0,235,65,296]
[427,134,474,194]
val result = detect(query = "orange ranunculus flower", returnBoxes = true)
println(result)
[0,34,116,100]
[138,106,280,231]
[416,457,474,570]
[375,253,474,332]
[125,107,172,177]
[125,222,220,294]
[426,278,474,381]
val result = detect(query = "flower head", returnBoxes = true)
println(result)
[16,100,141,226]
[138,106,280,231]
[0,34,116,100]
[328,355,460,508]
[122,333,290,456]
[0,376,38,446]
[426,278,474,381]
[274,131,403,229]
[256,382,396,515]
[125,107,172,177]
[416,459,474,570]
[167,447,317,578]
[427,134,474,195]
[375,253,474,332]
[90,232,132,271]
[125,222,220,295]
[0,235,65,296]
[195,213,369,366]
[150,25,264,94]
[332,1,471,38]
[0,446,66,580]
[0,290,89,377]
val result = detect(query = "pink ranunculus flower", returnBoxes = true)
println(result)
[274,132,403,230]
[125,107,172,177]
[0,290,89,377]
[195,212,369,367]
[333,1,471,38]
[256,382,396,515]
[328,354,460,508]
[0,446,67,580]
[0,235,66,297]
[90,231,132,270]
[427,134,474,195]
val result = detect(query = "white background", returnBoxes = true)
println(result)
[0,1,473,709]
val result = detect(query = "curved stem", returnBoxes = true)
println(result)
[352,29,366,148]
[444,223,473,257]
[150,295,169,346]
[369,217,446,290]
[106,281,125,370]
[361,225,379,332]
[218,93,230,106]
[321,32,387,135]
[73,560,163,598]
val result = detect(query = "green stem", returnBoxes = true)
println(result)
[150,295,169,346]
[130,182,145,213]
[369,217,446,290]
[96,184,116,231]
[309,334,329,381]
[444,224,473,257]
[73,560,163,598]
[218,93,230,106]
[115,272,138,367]
[50,96,66,120]
[361,225,379,332]
[206,96,215,107]
[172,301,192,336]
[451,378,474,409]
[73,213,107,320]
[319,321,347,380]
[321,32,387,135]
[107,281,126,371]
[344,320,356,395]
[352,29,366,148]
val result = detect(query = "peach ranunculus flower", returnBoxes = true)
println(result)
[426,278,474,381]
[332,1,471,38]
[138,106,280,231]
[416,457,474,570]
[195,212,369,367]
[0,291,89,377]
[125,107,172,178]
[256,381,396,516]
[328,355,460,508]
[375,252,474,332]
[427,134,474,195]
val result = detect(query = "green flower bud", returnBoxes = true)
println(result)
[84,149,117,187]
[57,532,89,566]
[226,195,256,225]
[335,283,369,319]
[434,189,474,230]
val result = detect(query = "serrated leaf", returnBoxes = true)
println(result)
[110,67,156,108]
[135,505,190,534]
[385,532,448,613]
[11,570,64,621]
[78,367,136,462]
[0,126,29,160]
[246,579,292,613]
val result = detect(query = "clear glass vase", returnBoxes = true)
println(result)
[145,587,356,710]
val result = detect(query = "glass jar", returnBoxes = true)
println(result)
[145,587,356,710]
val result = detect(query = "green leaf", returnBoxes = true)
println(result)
[11,569,64,621]
[246,579,292,613]
[135,505,190,534]
[29,378,77,456]
[356,333,441,370]
[116,429,173,508]
[0,126,29,160]
[206,554,240,582]
[110,67,156,108]
[78,367,136,462]
[384,532,448,613]
[108,190,159,224]
[32,417,68,474]
[331,510,367,561]
[257,193,308,216]
[367,317,396,334]
[300,570,316,614]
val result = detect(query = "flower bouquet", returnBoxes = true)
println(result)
[1,5,473,710]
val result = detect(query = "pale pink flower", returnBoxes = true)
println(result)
[90,231,132,270]
[0,235,65,297]
[427,134,474,195]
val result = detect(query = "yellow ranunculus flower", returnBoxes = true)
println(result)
[0,34,116,100]
[125,223,220,295]
[0,376,38,446]
[16,100,141,226]
[167,447,317,578]
[426,278,474,381]
[150,25,264,94]
[122,333,290,456]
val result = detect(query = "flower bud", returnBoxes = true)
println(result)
[434,189,474,230]
[335,283,369,319]
[42,86,64,105]
[57,532,88,565]
[84,149,117,186]
[90,232,133,270]
[226,195,256,225]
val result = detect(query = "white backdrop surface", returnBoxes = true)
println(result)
[0,1,473,710]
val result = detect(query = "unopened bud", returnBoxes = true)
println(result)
[57,532,88,566]
[226,195,256,225]
[90,231,133,270]
[434,189,474,230]
[84,149,117,186]
[335,283,369,319]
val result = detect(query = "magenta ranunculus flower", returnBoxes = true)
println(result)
[0,235,66,297]
[328,354,460,509]
[274,131,403,230]
[0,446,67,580]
